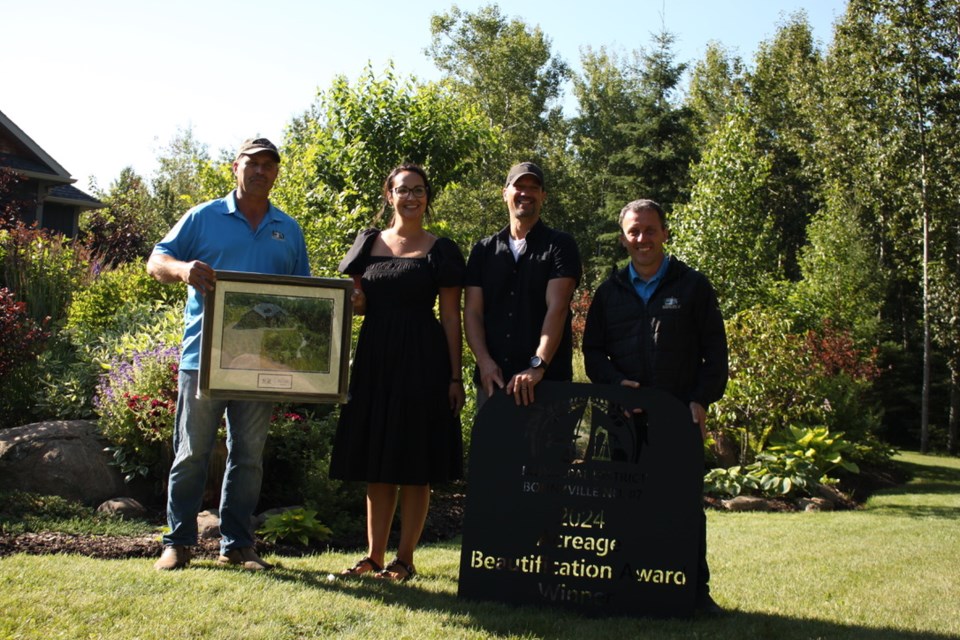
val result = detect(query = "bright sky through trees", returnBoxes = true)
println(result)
[3,0,844,188]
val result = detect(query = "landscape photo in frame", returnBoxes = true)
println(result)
[198,271,353,403]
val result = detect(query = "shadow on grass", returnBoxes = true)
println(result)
[261,546,954,640]
[889,459,960,488]
[866,504,960,519]
[861,459,960,520]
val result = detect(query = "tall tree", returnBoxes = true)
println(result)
[83,167,161,264]
[686,42,748,140]
[569,46,644,284]
[817,0,960,452]
[150,127,231,228]
[670,109,777,317]
[747,12,824,280]
[274,66,499,275]
[606,29,699,211]
[570,31,698,284]
[425,4,568,160]
[793,185,885,345]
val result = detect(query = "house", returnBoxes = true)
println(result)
[0,109,103,238]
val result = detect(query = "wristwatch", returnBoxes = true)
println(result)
[529,355,548,370]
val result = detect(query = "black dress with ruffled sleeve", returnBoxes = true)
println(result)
[330,229,465,484]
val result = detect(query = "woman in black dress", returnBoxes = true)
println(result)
[331,164,464,581]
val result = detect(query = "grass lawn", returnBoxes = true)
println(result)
[1,451,958,640]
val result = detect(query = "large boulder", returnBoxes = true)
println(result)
[0,420,129,505]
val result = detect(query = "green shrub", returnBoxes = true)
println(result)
[258,507,332,546]
[0,224,95,327]
[65,259,183,339]
[705,426,859,499]
[712,307,888,468]
[260,406,366,541]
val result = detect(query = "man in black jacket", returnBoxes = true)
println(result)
[582,198,728,615]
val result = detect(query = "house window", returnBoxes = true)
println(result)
[40,203,76,237]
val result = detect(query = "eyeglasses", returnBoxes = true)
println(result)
[392,186,427,199]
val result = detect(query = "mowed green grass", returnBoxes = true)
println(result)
[1,451,957,640]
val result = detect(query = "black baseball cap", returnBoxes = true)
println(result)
[505,162,544,188]
[236,138,280,163]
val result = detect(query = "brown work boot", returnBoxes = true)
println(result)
[154,545,192,571]
[217,547,273,571]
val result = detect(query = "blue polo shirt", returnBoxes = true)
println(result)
[152,191,310,370]
[628,254,670,304]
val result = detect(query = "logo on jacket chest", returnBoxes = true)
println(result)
[661,297,681,310]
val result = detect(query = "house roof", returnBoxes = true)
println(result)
[47,184,105,208]
[0,110,71,181]
[0,151,56,176]
[0,109,103,209]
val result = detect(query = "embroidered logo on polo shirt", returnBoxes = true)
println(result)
[663,297,681,310]
[271,231,285,241]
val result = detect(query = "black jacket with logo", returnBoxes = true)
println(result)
[582,256,728,409]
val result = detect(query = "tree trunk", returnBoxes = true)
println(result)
[949,362,959,456]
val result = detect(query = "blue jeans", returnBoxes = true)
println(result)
[162,369,273,553]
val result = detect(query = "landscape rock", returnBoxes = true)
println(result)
[721,495,776,512]
[97,497,148,518]
[799,497,835,512]
[198,509,221,539]
[0,420,129,505]
[814,483,855,509]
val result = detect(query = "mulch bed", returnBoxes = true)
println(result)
[0,465,901,560]
[0,491,466,560]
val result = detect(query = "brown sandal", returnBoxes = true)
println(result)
[374,558,416,582]
[340,556,382,576]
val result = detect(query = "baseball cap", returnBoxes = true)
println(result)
[236,138,280,162]
[505,162,544,188]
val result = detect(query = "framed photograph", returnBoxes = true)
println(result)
[198,270,353,403]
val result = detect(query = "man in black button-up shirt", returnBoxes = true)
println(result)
[464,162,581,406]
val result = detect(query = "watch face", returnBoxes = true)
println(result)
[530,356,544,369]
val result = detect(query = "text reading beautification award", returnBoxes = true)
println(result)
[458,382,702,618]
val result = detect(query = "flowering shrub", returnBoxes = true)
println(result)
[712,306,888,468]
[0,288,49,380]
[0,287,51,425]
[261,405,366,540]
[94,345,179,482]
[569,288,592,349]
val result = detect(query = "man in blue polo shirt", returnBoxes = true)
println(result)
[148,138,310,571]
[582,198,728,615]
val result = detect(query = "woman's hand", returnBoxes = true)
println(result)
[350,286,366,315]
[449,380,465,414]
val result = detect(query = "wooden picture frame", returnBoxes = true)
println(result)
[198,270,353,403]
